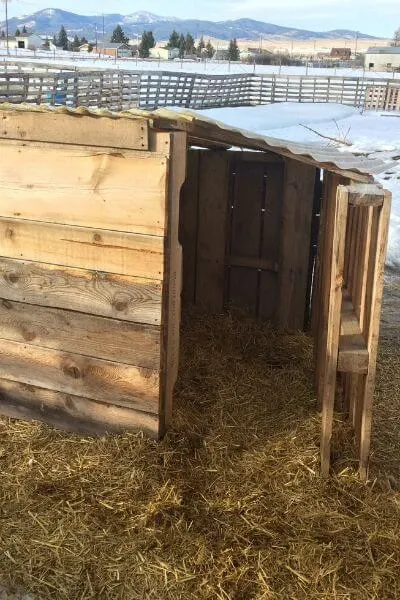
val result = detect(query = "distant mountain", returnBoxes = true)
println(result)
[1,9,379,42]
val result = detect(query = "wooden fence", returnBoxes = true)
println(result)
[364,83,400,111]
[1,62,400,110]
[313,178,391,479]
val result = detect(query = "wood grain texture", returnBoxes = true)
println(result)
[229,159,264,314]
[358,192,391,480]
[0,110,148,150]
[0,257,162,325]
[0,218,164,279]
[0,338,159,413]
[160,131,186,433]
[196,150,230,312]
[179,149,199,306]
[319,183,348,476]
[0,299,160,368]
[259,162,284,321]
[0,379,159,438]
[0,144,168,235]
[277,159,316,330]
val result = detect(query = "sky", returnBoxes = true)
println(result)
[4,0,397,37]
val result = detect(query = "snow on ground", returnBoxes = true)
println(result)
[1,52,400,79]
[200,104,400,267]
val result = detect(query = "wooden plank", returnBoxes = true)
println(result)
[228,256,279,271]
[0,218,164,280]
[229,158,265,314]
[338,335,369,373]
[0,144,168,236]
[0,338,159,413]
[159,132,187,434]
[277,159,316,329]
[259,162,284,321]
[358,192,391,480]
[179,149,199,306]
[0,379,159,438]
[320,184,348,476]
[0,299,160,368]
[196,150,230,312]
[0,109,148,150]
[0,257,162,325]
[346,183,385,207]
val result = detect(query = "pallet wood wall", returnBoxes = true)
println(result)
[179,149,317,326]
[313,175,391,479]
[0,109,185,438]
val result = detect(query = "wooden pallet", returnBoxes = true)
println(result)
[314,180,391,479]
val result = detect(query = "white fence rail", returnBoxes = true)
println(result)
[1,62,399,111]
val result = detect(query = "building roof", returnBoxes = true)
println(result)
[96,42,129,49]
[366,46,400,54]
[0,103,395,183]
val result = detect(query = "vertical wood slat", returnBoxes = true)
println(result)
[179,150,200,307]
[320,185,348,476]
[259,162,284,321]
[195,150,230,313]
[159,131,187,435]
[277,159,317,329]
[358,193,391,480]
[229,158,266,314]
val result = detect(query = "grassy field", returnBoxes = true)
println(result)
[0,278,399,599]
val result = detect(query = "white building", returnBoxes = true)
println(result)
[149,47,180,60]
[365,47,400,71]
[0,33,44,50]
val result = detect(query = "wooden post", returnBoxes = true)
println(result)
[358,192,391,480]
[320,185,348,476]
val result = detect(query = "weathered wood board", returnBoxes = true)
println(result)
[0,110,182,439]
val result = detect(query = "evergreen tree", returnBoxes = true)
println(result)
[52,33,57,46]
[205,40,215,59]
[178,33,185,58]
[22,25,27,34]
[81,36,88,45]
[110,24,128,44]
[184,33,195,55]
[43,37,50,49]
[167,29,180,48]
[197,35,205,57]
[228,38,240,61]
[138,30,155,58]
[71,34,81,51]
[88,43,94,52]
[0,30,5,39]
[15,28,21,36]
[58,26,69,50]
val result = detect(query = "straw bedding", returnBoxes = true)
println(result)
[0,306,399,599]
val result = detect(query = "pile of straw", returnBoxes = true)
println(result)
[0,310,399,599]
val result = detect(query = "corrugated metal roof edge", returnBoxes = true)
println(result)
[0,103,395,181]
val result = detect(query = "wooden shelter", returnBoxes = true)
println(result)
[0,105,392,479]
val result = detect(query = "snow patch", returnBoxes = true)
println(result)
[200,103,400,267]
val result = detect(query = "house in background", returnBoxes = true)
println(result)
[149,47,180,60]
[330,47,351,60]
[365,46,400,71]
[0,33,44,50]
[95,42,132,58]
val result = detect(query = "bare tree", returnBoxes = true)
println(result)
[390,26,400,46]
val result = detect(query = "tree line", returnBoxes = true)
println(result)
[51,23,241,60]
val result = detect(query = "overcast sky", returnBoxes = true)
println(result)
[5,0,396,37]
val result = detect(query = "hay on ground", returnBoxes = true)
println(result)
[0,310,399,599]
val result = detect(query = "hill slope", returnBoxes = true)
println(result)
[1,9,379,41]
